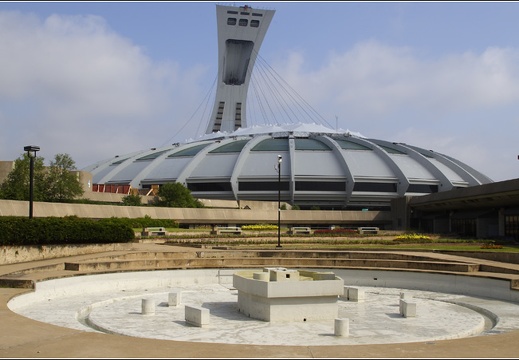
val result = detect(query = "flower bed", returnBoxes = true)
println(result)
[313,228,358,236]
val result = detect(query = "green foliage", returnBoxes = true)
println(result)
[291,204,301,210]
[0,153,46,201]
[42,153,84,202]
[241,224,278,231]
[122,193,142,206]
[154,182,204,208]
[0,216,135,246]
[0,152,83,203]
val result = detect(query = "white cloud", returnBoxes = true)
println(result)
[0,11,517,182]
[271,40,519,181]
[0,11,209,168]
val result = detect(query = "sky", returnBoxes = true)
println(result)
[0,1,518,182]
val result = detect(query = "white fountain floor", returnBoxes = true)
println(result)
[8,270,519,346]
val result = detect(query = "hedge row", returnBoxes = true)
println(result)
[0,216,137,246]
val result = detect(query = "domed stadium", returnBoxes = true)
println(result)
[83,4,492,211]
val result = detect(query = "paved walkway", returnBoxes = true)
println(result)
[1,243,519,358]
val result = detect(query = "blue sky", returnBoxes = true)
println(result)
[0,1,518,182]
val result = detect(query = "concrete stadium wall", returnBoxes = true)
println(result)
[0,199,392,226]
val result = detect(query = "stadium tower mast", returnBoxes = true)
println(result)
[205,4,275,134]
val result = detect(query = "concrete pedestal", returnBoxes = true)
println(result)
[233,268,343,322]
[334,318,349,336]
[141,299,155,315]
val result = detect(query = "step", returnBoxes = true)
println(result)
[63,257,479,273]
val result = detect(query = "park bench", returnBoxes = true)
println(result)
[211,226,242,235]
[141,227,167,236]
[288,226,313,235]
[357,226,379,235]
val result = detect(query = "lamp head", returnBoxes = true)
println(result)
[277,154,282,163]
[24,145,40,158]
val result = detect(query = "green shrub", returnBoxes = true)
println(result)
[0,216,135,246]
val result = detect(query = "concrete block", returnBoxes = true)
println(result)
[400,299,416,317]
[185,305,210,327]
[168,291,182,307]
[346,286,365,302]
[340,286,349,300]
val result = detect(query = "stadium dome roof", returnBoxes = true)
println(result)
[83,4,492,210]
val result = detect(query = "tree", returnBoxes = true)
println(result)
[42,154,84,202]
[122,193,142,206]
[155,182,204,208]
[0,153,46,201]
[0,152,84,202]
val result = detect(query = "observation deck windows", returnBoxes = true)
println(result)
[226,9,263,28]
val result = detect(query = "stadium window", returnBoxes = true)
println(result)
[353,182,398,192]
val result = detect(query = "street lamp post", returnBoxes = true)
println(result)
[276,154,282,249]
[24,145,40,219]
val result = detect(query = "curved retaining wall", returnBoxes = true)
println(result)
[7,268,519,309]
[0,243,133,265]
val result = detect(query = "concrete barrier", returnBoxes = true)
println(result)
[342,286,366,302]
[185,305,210,327]
[168,291,182,307]
[400,299,416,317]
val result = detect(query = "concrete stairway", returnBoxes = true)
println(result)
[2,244,519,291]
[61,250,481,273]
[0,249,499,289]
